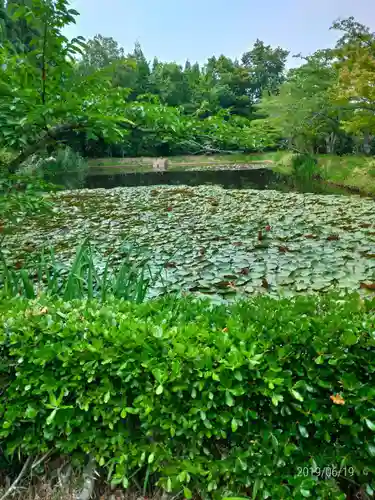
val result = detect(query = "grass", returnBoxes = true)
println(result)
[270,153,375,195]
[318,154,375,193]
[0,239,160,302]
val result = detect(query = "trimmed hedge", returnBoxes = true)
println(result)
[1,293,375,499]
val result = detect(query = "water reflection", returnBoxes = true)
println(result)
[83,166,358,196]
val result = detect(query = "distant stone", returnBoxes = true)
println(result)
[152,158,169,171]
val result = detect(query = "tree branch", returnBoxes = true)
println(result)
[41,17,48,106]
[7,122,86,174]
[0,456,32,500]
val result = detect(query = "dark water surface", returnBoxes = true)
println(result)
[83,166,354,196]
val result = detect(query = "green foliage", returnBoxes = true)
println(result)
[0,239,158,303]
[80,34,125,71]
[291,154,321,181]
[35,147,89,189]
[254,20,375,156]
[2,0,375,162]
[241,39,289,99]
[109,102,277,157]
[0,0,133,172]
[68,25,289,157]
[0,0,40,52]
[73,16,375,158]
[0,147,14,170]
[0,293,374,499]
[331,19,375,151]
[256,53,341,154]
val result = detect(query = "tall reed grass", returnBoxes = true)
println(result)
[0,240,160,303]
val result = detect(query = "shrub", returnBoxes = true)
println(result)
[0,293,374,499]
[291,154,321,181]
[26,147,89,189]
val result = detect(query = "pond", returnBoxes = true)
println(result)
[3,184,375,301]
[84,166,352,196]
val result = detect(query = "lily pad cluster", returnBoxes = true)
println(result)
[3,185,375,300]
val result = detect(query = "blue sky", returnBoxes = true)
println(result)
[65,0,375,67]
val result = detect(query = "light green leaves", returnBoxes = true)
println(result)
[231,418,239,432]
[271,394,284,406]
[341,330,358,346]
[290,389,304,402]
[365,419,375,431]
[315,355,324,364]
[46,408,57,425]
[184,488,192,499]
[270,433,279,449]
[298,424,309,438]
[225,391,234,407]
[0,0,131,169]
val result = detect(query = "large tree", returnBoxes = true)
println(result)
[242,39,289,101]
[198,55,252,117]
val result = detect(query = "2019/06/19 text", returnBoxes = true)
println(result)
[297,466,367,479]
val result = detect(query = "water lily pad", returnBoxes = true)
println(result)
[4,184,375,301]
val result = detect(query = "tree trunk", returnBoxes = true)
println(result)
[363,131,371,155]
[325,132,337,154]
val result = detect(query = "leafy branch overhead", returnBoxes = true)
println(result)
[0,0,133,172]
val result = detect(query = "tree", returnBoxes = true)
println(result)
[149,61,191,107]
[199,55,252,116]
[331,18,375,153]
[128,42,150,96]
[81,34,125,71]
[183,61,201,113]
[242,39,289,101]
[0,0,133,172]
[257,51,342,153]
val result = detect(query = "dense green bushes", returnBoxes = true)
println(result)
[1,293,375,499]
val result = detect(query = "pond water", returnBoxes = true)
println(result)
[84,166,352,196]
[3,184,375,301]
